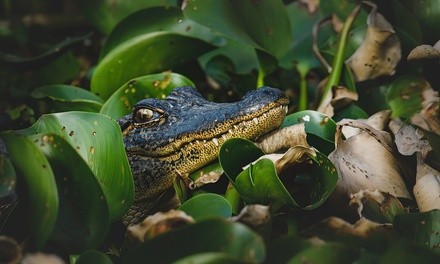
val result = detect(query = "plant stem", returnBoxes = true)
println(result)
[298,68,308,111]
[225,183,241,214]
[319,5,361,105]
[257,67,265,88]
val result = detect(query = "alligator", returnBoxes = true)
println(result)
[119,86,289,225]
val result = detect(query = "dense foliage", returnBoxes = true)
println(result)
[0,0,439,263]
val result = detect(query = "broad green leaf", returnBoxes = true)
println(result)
[179,193,232,221]
[235,159,298,209]
[320,0,368,28]
[281,111,336,155]
[18,112,133,221]
[30,134,109,252]
[32,85,104,113]
[199,40,259,75]
[91,32,213,99]
[183,0,292,59]
[333,103,369,122]
[219,138,264,182]
[386,75,425,118]
[390,0,423,52]
[74,0,178,34]
[123,218,265,263]
[220,138,338,211]
[379,240,440,263]
[201,55,257,97]
[0,33,91,70]
[287,242,359,264]
[101,7,223,58]
[0,133,58,250]
[394,210,440,254]
[100,73,194,120]
[75,250,113,264]
[266,236,312,264]
[279,1,324,70]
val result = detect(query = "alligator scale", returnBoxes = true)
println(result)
[119,86,289,225]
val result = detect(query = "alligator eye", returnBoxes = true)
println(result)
[132,107,166,127]
[134,108,154,123]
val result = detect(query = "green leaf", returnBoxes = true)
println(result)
[74,0,178,34]
[281,110,336,155]
[235,158,298,209]
[100,73,194,120]
[32,85,104,113]
[394,210,440,254]
[287,242,359,264]
[333,103,369,122]
[75,250,113,264]
[0,133,58,250]
[17,112,133,221]
[101,7,222,59]
[379,240,440,263]
[179,193,232,221]
[183,0,292,59]
[219,138,265,182]
[91,32,213,99]
[123,219,265,263]
[266,235,312,264]
[30,134,109,252]
[220,139,338,211]
[386,75,425,118]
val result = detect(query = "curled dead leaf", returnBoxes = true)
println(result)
[407,40,440,60]
[189,170,223,189]
[329,115,412,203]
[230,204,270,227]
[413,153,440,212]
[389,118,432,158]
[302,216,392,239]
[243,145,315,175]
[126,210,194,243]
[255,123,309,154]
[346,8,401,81]
[317,85,359,117]
[349,189,405,222]
[410,83,440,135]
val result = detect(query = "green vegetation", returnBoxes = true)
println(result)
[1,0,439,263]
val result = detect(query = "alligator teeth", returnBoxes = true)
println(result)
[228,129,234,134]
[212,138,219,147]
[222,134,227,140]
[253,117,259,124]
[263,113,268,118]
[233,125,239,130]
[285,105,289,113]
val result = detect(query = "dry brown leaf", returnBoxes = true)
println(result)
[126,210,194,243]
[245,145,315,174]
[390,118,432,158]
[346,9,401,81]
[407,40,440,60]
[413,153,440,212]
[302,216,392,239]
[329,116,412,203]
[255,123,309,154]
[410,85,440,135]
[230,204,270,227]
[299,0,320,14]
[317,85,359,117]
[189,170,223,189]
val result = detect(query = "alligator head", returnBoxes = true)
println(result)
[119,86,289,224]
